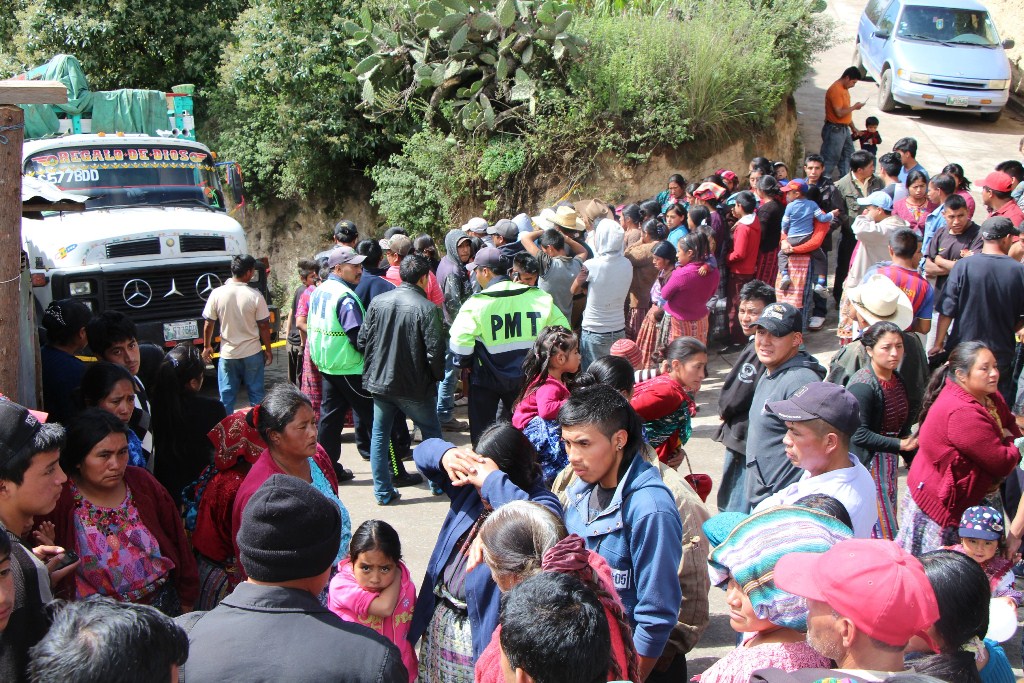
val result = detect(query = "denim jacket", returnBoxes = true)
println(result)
[563,454,683,659]
[409,438,562,660]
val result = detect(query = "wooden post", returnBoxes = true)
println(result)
[0,80,67,402]
[0,104,25,398]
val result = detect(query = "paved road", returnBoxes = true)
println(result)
[239,0,1024,673]
[795,0,1024,210]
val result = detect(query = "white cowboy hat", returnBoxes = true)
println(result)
[846,274,914,331]
[531,207,557,230]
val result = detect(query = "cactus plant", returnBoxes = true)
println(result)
[347,0,584,133]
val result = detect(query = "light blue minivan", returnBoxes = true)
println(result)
[855,0,1014,121]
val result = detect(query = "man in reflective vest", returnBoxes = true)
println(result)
[449,247,569,445]
[307,247,371,482]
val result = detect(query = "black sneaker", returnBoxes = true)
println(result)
[333,463,355,482]
[393,471,424,487]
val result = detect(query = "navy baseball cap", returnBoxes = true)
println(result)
[959,506,1004,541]
[467,247,507,272]
[767,382,862,435]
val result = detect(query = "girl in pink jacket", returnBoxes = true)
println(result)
[328,520,418,682]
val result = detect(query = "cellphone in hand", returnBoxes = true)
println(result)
[52,550,79,570]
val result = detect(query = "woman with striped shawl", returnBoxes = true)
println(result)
[697,506,853,683]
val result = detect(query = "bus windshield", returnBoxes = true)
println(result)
[24,143,226,211]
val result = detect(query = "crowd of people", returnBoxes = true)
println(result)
[5,100,1024,682]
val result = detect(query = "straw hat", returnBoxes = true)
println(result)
[551,206,579,230]
[846,274,914,331]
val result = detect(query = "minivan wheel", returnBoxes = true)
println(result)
[980,109,1002,123]
[879,69,897,112]
[853,42,866,79]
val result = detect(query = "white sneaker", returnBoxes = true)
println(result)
[813,283,830,296]
[808,316,826,330]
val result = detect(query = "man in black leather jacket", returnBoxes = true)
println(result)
[357,254,447,505]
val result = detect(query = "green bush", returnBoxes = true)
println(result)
[558,0,831,159]
[479,136,527,182]
[369,129,478,239]
[348,0,585,134]
[209,0,413,205]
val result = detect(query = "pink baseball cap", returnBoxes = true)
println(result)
[774,539,939,647]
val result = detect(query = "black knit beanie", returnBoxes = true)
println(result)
[236,474,341,582]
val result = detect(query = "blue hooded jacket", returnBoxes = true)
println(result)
[564,452,683,659]
[409,438,563,660]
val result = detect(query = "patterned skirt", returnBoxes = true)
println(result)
[195,553,234,611]
[419,597,475,683]
[523,416,567,486]
[894,492,957,556]
[668,313,710,346]
[836,294,856,344]
[754,248,779,287]
[626,305,650,341]
[775,254,810,311]
[870,452,899,540]
[300,343,324,424]
[636,312,663,370]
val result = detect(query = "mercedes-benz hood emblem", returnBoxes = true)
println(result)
[196,273,222,301]
[122,279,153,308]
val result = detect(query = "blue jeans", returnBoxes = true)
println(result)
[436,351,459,423]
[371,394,442,503]
[717,448,751,513]
[580,328,624,371]
[217,352,265,413]
[820,122,855,178]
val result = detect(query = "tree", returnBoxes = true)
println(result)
[5,0,247,90]
[210,0,413,204]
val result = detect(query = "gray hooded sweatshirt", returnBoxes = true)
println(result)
[581,218,632,333]
[744,349,827,507]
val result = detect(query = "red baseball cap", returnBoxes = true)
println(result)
[774,539,939,647]
[983,171,1015,194]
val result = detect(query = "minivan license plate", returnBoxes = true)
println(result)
[164,320,198,342]
[946,96,969,107]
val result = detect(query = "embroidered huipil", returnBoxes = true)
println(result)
[71,483,174,602]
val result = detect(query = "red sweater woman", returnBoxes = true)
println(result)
[895,342,1020,556]
[189,409,266,609]
[630,338,707,467]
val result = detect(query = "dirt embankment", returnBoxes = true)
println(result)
[246,97,803,301]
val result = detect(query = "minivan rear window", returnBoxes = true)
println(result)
[897,7,1001,46]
